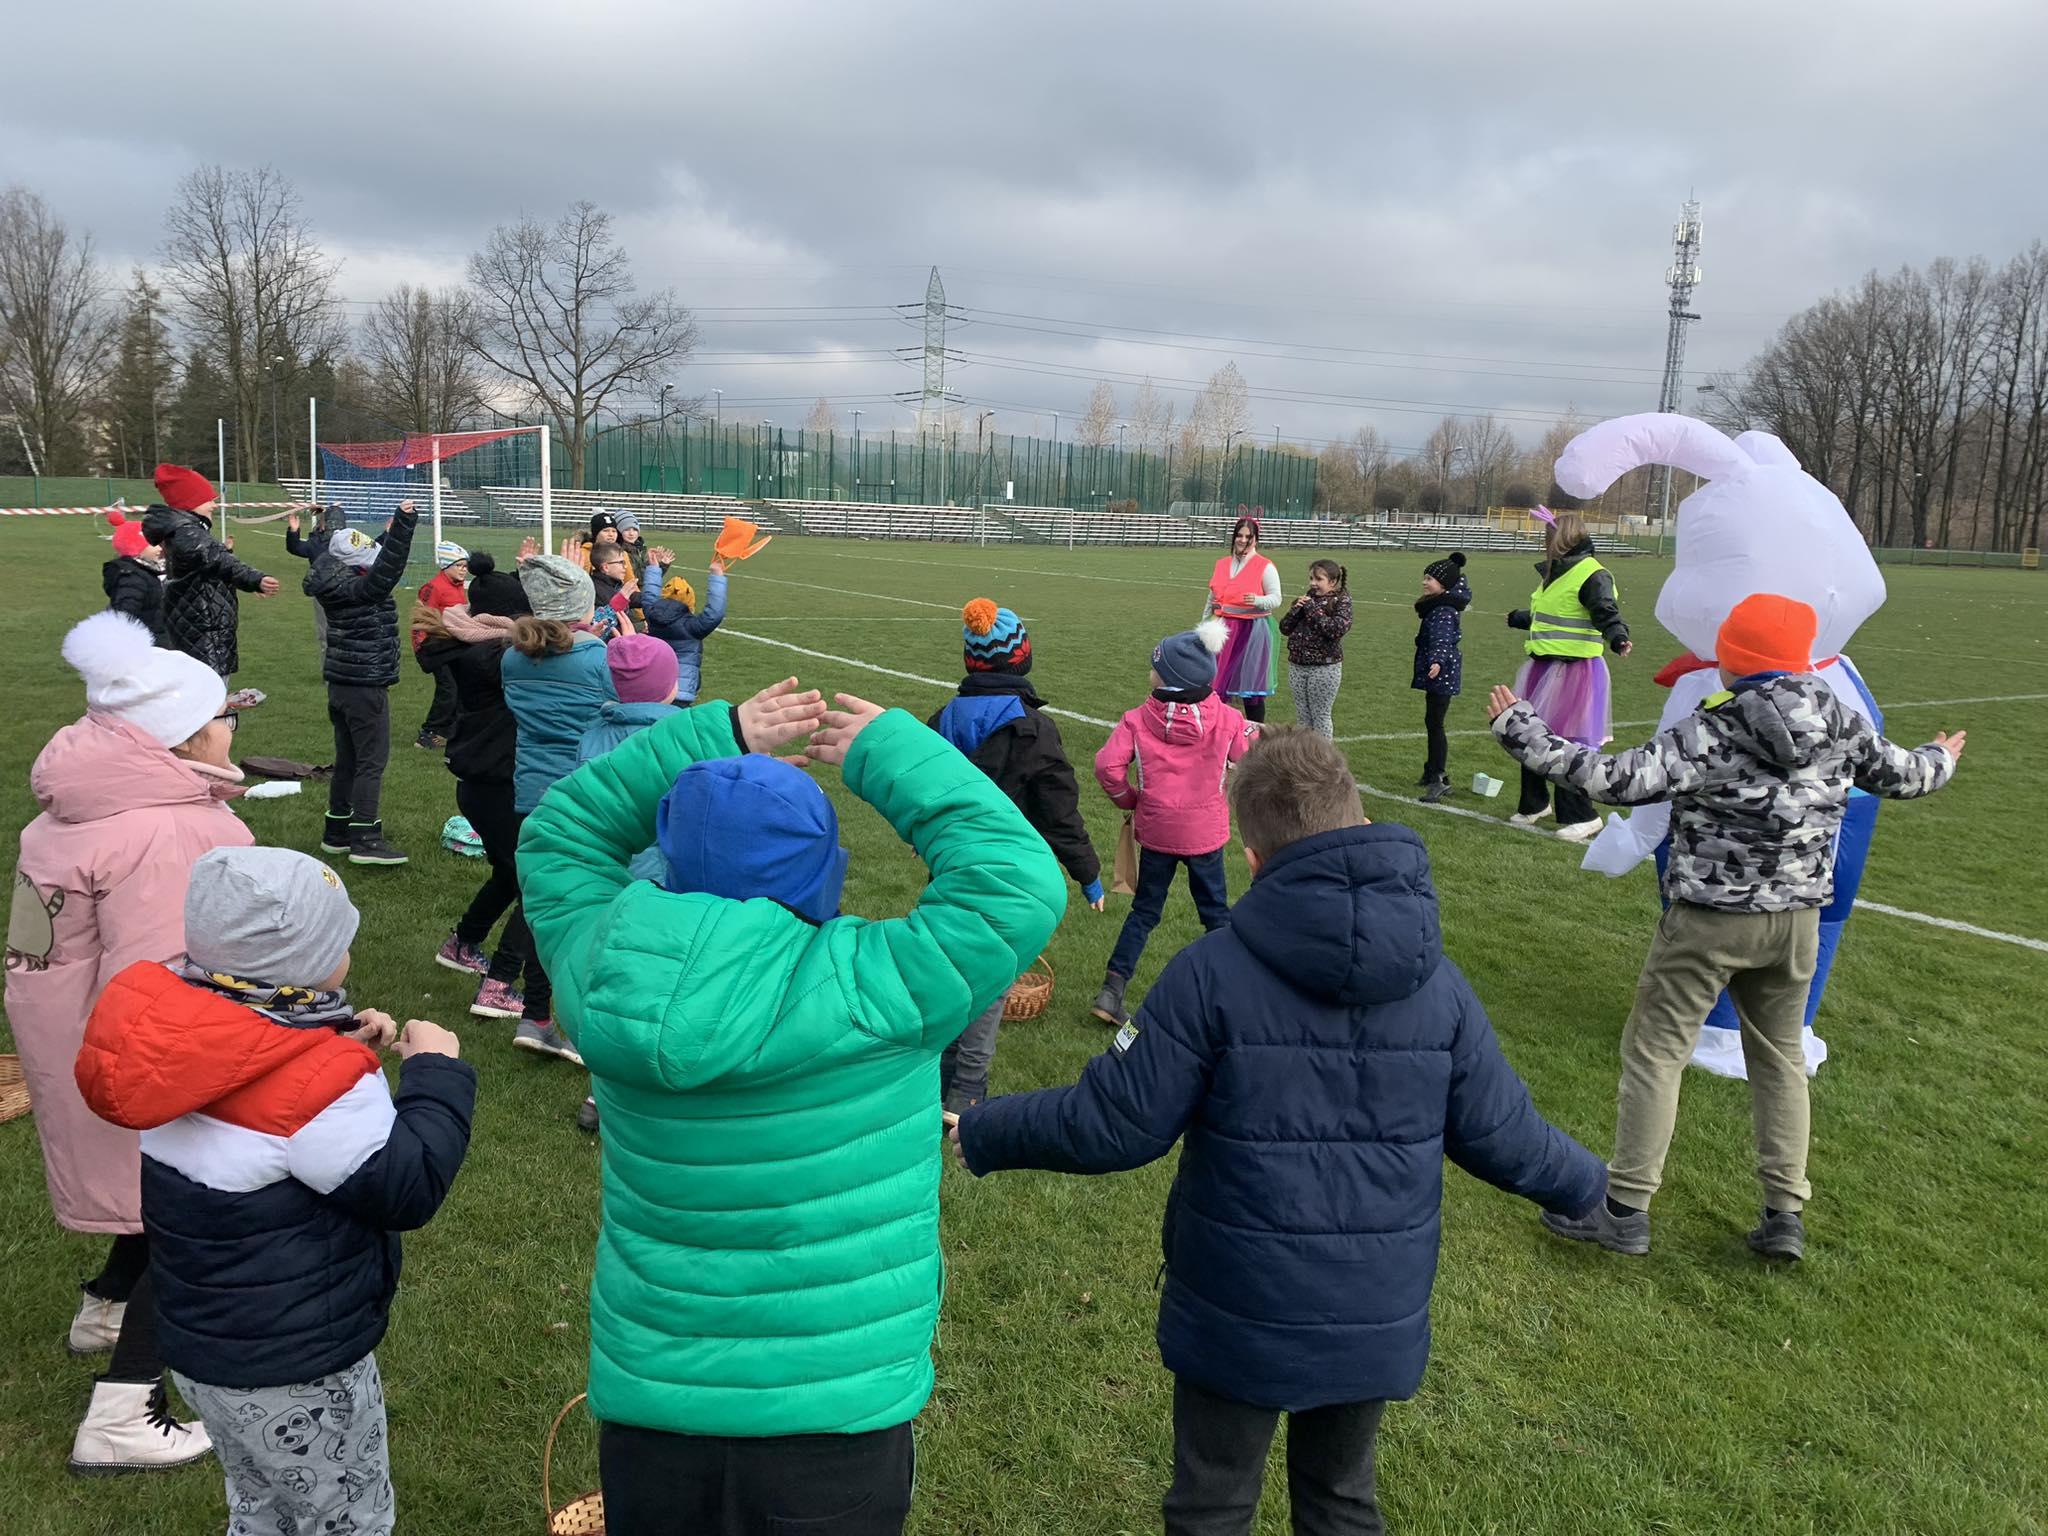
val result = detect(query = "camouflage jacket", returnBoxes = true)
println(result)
[1493,675,1954,911]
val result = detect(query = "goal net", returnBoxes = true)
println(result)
[299,426,555,550]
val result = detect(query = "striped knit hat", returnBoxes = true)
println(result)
[962,598,1031,674]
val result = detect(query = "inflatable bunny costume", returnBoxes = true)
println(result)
[1554,413,1886,1079]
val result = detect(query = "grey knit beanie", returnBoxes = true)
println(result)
[184,846,360,986]
[519,554,595,622]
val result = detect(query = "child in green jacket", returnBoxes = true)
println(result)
[518,681,1065,1535]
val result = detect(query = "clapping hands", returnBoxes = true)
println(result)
[731,681,889,768]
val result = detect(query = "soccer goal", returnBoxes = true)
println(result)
[302,410,557,551]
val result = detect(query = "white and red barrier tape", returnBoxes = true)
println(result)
[0,502,307,517]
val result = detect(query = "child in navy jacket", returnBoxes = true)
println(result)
[78,847,474,1536]
[955,727,1603,1536]
[1412,551,1471,802]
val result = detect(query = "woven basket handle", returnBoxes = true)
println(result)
[1037,954,1053,984]
[542,1393,586,1521]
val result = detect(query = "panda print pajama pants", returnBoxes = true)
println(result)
[174,1352,394,1536]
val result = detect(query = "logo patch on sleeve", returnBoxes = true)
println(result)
[1112,1020,1140,1056]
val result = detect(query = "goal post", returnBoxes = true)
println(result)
[310,422,554,554]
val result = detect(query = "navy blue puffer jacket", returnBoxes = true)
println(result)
[959,822,1605,1410]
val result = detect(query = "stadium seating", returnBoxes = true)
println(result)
[279,478,488,525]
[1005,507,1205,545]
[481,486,758,533]
[766,500,1017,542]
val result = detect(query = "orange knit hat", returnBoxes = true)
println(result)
[1716,593,1817,678]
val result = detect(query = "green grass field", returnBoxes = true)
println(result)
[2,517,2044,1535]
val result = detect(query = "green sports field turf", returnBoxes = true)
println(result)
[1,517,2044,1534]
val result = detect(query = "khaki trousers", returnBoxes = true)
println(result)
[1610,902,1821,1213]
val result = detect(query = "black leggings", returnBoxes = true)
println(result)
[455,778,532,985]
[91,1235,161,1383]
[1234,695,1268,724]
[1423,693,1452,781]
[1518,766,1596,826]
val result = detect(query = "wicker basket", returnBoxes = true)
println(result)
[0,1056,29,1125]
[1003,956,1054,1021]
[543,1394,604,1535]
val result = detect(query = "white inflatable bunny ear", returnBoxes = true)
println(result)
[1554,413,1752,499]
[1552,412,1884,660]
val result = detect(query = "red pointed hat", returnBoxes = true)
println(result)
[152,463,216,513]
[106,510,149,558]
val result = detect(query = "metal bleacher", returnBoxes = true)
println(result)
[766,500,1017,542]
[1004,506,1204,546]
[481,486,756,533]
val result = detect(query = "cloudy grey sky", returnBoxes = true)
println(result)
[6,0,2042,457]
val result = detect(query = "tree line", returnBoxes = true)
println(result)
[0,170,696,489]
[1707,246,2048,553]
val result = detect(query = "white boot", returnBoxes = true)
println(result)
[67,1289,127,1354]
[69,1378,213,1475]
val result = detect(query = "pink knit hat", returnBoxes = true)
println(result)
[607,634,679,704]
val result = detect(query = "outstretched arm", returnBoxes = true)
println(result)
[172,520,270,592]
[1490,695,1706,806]
[355,506,418,603]
[1846,716,1959,799]
[959,950,1209,1176]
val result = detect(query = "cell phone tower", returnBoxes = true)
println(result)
[1650,198,1703,537]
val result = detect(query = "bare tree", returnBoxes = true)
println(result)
[1315,425,1390,518]
[359,284,485,431]
[1462,414,1519,513]
[0,186,115,474]
[1075,381,1118,447]
[467,200,698,487]
[1419,416,1463,506]
[1130,376,1175,453]
[804,396,835,437]
[161,165,342,481]
[1191,362,1250,450]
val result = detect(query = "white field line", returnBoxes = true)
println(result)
[1334,692,2048,743]
[1851,642,2048,668]
[720,627,2048,957]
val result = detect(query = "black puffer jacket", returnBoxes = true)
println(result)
[102,557,168,644]
[304,508,418,687]
[140,505,272,678]
[419,620,519,785]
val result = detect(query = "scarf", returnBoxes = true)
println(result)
[173,958,357,1031]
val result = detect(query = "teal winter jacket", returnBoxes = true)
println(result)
[576,699,683,884]
[501,633,616,814]
[518,706,1066,1438]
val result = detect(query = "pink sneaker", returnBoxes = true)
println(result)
[470,978,525,1019]
[436,935,489,976]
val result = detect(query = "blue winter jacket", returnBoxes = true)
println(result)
[638,564,726,703]
[959,822,1605,1411]
[577,700,683,883]
[502,634,617,814]
[1412,577,1471,697]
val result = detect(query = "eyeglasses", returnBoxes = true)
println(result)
[214,710,239,734]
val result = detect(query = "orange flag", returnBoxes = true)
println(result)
[715,516,773,563]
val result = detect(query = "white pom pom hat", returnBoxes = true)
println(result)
[61,612,226,748]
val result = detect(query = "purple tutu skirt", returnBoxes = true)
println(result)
[1515,655,1612,747]
[1215,614,1277,699]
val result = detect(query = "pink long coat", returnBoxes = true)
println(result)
[4,713,251,1232]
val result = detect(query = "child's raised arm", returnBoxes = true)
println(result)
[1489,693,1708,807]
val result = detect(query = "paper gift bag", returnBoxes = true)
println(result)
[715,516,773,563]
[1112,815,1139,896]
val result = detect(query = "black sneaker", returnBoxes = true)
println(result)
[348,822,409,867]
[320,813,353,855]
[414,731,447,751]
[1747,1208,1806,1261]
[1420,776,1453,804]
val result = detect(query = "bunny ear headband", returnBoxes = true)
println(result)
[1529,504,1556,526]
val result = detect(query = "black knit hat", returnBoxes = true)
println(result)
[465,551,531,618]
[1424,551,1467,588]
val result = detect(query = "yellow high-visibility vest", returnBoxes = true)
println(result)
[1526,557,1610,658]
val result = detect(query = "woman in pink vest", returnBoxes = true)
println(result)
[1203,510,1282,722]
[6,612,248,1473]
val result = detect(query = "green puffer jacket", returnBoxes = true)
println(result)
[519,704,1066,1438]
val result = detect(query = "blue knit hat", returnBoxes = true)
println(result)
[1153,619,1227,692]
[656,757,848,924]
[962,597,1031,674]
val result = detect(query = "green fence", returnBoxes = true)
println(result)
[0,476,289,510]
[436,418,1318,517]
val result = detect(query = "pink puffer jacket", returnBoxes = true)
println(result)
[1094,695,1257,856]
[5,714,251,1232]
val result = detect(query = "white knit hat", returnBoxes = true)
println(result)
[61,612,226,748]
[434,540,470,571]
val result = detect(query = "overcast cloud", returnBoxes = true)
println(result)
[5,0,2043,456]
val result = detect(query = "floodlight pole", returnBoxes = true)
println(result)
[539,424,553,552]
[215,419,227,541]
